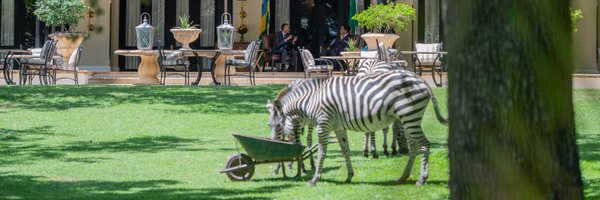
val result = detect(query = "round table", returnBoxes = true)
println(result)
[114,50,160,85]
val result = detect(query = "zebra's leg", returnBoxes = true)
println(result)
[309,126,330,187]
[399,138,418,182]
[394,120,409,154]
[382,126,390,156]
[335,130,354,183]
[391,124,399,156]
[394,122,408,154]
[363,132,370,158]
[399,125,430,186]
[369,132,378,159]
[307,125,316,171]
[273,162,282,176]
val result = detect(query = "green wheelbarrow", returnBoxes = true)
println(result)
[220,134,319,181]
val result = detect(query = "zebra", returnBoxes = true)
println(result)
[356,58,409,158]
[266,70,447,186]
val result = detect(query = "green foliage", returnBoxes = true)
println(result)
[176,15,199,29]
[34,0,89,32]
[571,8,583,34]
[351,3,416,34]
[344,39,359,52]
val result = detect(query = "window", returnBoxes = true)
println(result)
[1,0,15,46]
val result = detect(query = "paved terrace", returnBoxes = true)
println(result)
[1,71,599,88]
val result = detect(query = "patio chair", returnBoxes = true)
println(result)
[1,51,17,85]
[413,42,444,87]
[299,48,333,79]
[52,46,82,84]
[157,40,190,85]
[376,41,408,69]
[224,40,261,86]
[19,39,57,85]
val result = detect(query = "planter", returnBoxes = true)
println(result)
[171,28,202,50]
[49,32,87,67]
[361,33,399,50]
[340,51,360,57]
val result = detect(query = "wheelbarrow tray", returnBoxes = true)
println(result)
[233,134,306,162]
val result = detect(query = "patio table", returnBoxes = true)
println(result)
[115,49,245,85]
[179,49,245,85]
[320,56,379,75]
[401,51,448,86]
[1,49,32,84]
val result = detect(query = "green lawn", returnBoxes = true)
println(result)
[0,85,597,199]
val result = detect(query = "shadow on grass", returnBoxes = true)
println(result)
[0,126,67,141]
[578,133,600,162]
[1,126,227,166]
[584,178,600,199]
[0,172,288,199]
[0,85,283,114]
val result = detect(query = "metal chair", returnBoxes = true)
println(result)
[413,42,444,87]
[376,41,408,69]
[52,46,82,84]
[157,40,190,85]
[299,48,333,79]
[19,39,57,85]
[224,40,261,86]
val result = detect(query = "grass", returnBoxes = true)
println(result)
[0,85,597,199]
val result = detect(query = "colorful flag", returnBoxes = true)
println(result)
[259,0,270,38]
[349,0,358,35]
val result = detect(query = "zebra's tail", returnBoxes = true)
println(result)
[423,80,448,125]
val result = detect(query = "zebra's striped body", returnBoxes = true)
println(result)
[356,60,409,158]
[267,71,447,186]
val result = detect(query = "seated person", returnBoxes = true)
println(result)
[272,23,299,72]
[322,24,353,57]
[322,24,353,71]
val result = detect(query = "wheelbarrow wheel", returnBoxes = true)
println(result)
[225,154,255,181]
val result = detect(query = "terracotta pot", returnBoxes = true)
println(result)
[170,28,202,50]
[360,33,399,50]
[49,32,87,68]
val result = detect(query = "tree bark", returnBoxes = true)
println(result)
[445,0,584,199]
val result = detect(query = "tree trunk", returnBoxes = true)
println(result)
[445,0,584,199]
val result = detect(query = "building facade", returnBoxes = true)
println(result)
[1,0,598,73]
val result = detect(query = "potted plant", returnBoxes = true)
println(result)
[34,0,89,65]
[340,39,360,57]
[352,2,416,50]
[170,15,202,50]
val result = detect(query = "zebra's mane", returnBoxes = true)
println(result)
[274,78,325,105]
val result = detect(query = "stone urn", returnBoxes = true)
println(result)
[170,28,202,50]
[49,32,88,67]
[361,33,399,50]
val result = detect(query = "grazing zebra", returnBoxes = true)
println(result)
[356,58,409,158]
[266,71,447,186]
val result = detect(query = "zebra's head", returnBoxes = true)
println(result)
[266,99,286,140]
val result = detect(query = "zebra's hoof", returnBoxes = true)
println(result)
[391,150,398,156]
[345,178,352,183]
[416,179,425,186]
[308,180,317,187]
[363,151,369,158]
[383,150,390,156]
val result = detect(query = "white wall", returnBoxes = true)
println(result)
[76,0,112,72]
[232,0,262,42]
[572,0,598,73]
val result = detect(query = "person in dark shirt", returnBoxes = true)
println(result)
[322,24,352,57]
[272,23,299,72]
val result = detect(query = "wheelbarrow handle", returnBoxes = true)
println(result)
[220,164,250,173]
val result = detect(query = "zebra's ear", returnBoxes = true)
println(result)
[273,100,283,112]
